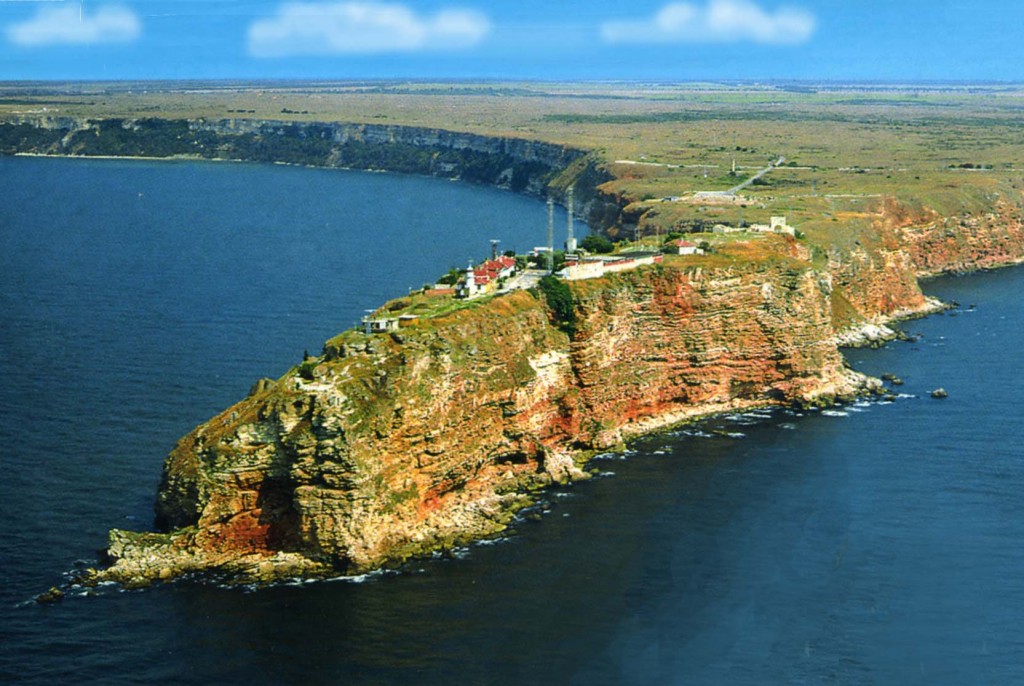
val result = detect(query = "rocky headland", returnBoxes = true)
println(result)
[94,252,876,587]
[6,116,1024,588]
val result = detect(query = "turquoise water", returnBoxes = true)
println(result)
[2,156,1023,684]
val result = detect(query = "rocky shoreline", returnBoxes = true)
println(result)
[76,257,899,592]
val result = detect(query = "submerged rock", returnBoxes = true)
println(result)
[35,587,64,604]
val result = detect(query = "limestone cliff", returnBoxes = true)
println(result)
[91,189,1024,587]
[885,197,1024,277]
[0,117,618,225]
[93,254,871,586]
[818,193,1024,345]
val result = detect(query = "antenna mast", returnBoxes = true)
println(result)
[546,197,555,273]
[566,187,577,253]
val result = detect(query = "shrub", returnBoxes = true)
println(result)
[580,234,614,254]
[552,250,567,272]
[298,359,318,380]
[437,268,462,286]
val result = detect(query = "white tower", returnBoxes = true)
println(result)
[465,259,477,296]
[566,187,577,253]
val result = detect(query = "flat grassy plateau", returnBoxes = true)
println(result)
[3,80,1024,247]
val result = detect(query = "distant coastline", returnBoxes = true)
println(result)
[1,117,618,233]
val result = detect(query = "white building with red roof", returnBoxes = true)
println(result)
[668,239,704,256]
[457,255,517,298]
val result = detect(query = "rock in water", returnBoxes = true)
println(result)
[931,388,949,399]
[35,587,64,604]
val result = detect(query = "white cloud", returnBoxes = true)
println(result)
[248,2,491,57]
[601,0,815,46]
[7,4,141,47]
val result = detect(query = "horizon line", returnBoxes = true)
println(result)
[3,77,1024,87]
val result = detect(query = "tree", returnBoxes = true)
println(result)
[437,268,462,286]
[580,234,614,254]
[552,250,567,272]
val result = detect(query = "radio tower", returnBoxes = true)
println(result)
[546,197,555,273]
[566,187,577,253]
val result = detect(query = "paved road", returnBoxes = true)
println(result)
[724,156,785,195]
[500,268,547,293]
[693,156,786,198]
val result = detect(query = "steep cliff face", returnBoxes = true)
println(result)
[1,117,627,232]
[567,257,858,444]
[161,294,579,570]
[94,257,870,586]
[823,231,936,342]
[889,200,1024,277]
[820,194,1024,344]
[208,119,578,169]
[0,117,620,217]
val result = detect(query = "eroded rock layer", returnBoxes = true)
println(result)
[88,184,1024,587]
[95,254,877,586]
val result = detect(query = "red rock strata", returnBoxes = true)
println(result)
[92,198,1024,587]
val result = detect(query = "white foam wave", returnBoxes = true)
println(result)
[591,451,618,460]
[473,537,508,547]
[323,568,394,584]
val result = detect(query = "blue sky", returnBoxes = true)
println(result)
[0,0,1021,82]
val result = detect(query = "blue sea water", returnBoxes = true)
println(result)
[2,156,1024,685]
